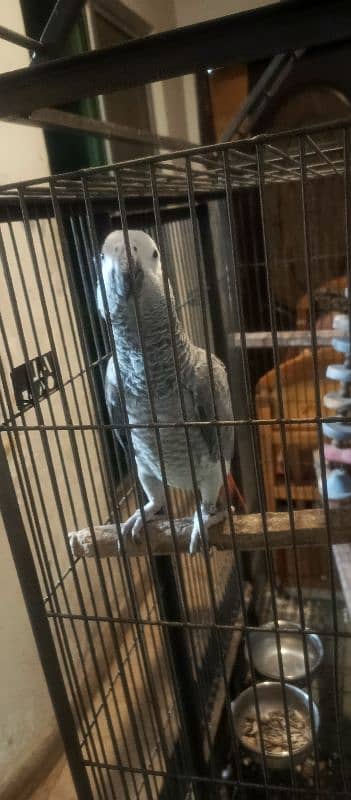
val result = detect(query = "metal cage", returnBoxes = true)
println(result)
[1,118,351,799]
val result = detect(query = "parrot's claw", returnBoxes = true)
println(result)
[189,506,226,555]
[121,514,143,543]
[121,501,163,545]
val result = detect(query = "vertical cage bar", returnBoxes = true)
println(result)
[196,203,227,366]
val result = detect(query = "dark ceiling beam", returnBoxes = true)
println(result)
[0,0,351,118]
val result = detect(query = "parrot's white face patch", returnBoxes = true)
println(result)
[97,229,162,318]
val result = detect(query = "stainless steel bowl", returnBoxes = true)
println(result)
[248,620,323,683]
[231,681,320,770]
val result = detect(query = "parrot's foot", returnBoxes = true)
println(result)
[121,500,163,543]
[189,504,226,555]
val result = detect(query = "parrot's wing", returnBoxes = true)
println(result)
[104,357,128,452]
[182,349,235,463]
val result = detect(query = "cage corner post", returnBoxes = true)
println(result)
[153,553,209,800]
[0,434,94,800]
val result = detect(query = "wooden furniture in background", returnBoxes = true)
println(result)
[208,65,248,141]
[255,345,343,587]
[296,275,348,330]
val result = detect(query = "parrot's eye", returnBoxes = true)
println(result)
[100,252,104,261]
[133,245,137,252]
[153,249,158,259]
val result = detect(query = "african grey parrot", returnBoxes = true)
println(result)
[97,229,235,553]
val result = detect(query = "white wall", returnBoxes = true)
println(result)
[126,0,191,142]
[86,0,191,144]
[0,7,49,182]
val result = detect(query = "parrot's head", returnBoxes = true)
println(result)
[97,229,162,319]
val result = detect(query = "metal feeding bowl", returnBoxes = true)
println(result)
[231,681,320,770]
[248,620,323,683]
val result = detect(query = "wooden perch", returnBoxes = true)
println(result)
[69,507,351,559]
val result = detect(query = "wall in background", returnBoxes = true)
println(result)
[0,5,49,183]
[173,0,276,26]
[121,0,191,143]
[86,0,193,148]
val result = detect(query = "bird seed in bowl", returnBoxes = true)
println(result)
[241,708,310,756]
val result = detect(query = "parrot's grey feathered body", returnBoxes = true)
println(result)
[97,230,234,552]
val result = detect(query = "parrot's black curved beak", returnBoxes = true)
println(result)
[125,260,143,299]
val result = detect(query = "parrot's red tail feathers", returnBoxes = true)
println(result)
[219,473,246,513]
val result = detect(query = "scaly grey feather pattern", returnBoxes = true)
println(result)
[98,229,234,552]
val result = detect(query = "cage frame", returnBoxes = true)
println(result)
[2,58,351,800]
